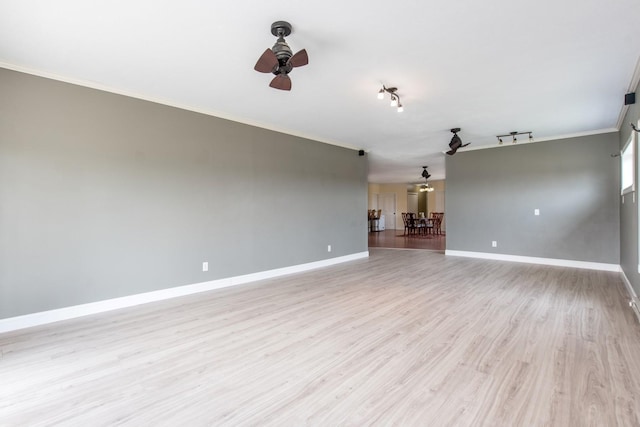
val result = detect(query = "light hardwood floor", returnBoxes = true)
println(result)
[1,249,639,426]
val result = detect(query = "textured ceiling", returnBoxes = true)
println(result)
[1,0,639,183]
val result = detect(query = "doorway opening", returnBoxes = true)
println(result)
[367,182,446,251]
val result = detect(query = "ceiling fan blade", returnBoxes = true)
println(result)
[288,49,308,68]
[269,74,292,91]
[254,48,279,73]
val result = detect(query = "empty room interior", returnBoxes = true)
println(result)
[1,1,640,425]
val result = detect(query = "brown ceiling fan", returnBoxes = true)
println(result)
[254,21,308,91]
[446,128,471,155]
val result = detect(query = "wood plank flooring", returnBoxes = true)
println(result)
[1,249,639,426]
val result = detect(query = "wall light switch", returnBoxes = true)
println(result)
[534,209,540,216]
[202,262,208,272]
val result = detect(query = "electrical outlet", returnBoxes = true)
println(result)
[327,245,332,252]
[534,208,540,216]
[202,262,208,272]
[492,241,497,248]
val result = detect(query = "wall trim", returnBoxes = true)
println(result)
[620,270,640,324]
[0,64,622,160]
[0,62,358,153]
[453,128,619,155]
[0,251,369,334]
[445,250,621,272]
[616,56,640,130]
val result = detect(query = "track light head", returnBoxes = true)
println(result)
[510,131,518,144]
[378,85,404,113]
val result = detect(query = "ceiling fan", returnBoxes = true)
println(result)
[446,128,471,155]
[421,166,431,180]
[254,21,308,91]
[419,166,434,192]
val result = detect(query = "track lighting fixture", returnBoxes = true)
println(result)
[496,131,533,144]
[377,85,404,112]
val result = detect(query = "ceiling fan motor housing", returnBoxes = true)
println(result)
[270,21,294,74]
[450,128,462,145]
[272,39,292,61]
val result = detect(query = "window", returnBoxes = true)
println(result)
[621,131,635,195]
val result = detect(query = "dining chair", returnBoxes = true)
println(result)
[401,213,410,235]
[407,212,424,235]
[430,212,444,235]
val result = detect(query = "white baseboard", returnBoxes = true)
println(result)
[0,251,369,334]
[620,270,640,324]
[444,250,621,272]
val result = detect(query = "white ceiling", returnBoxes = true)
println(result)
[1,0,639,183]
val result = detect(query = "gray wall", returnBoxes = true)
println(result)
[0,68,368,319]
[620,84,639,295]
[446,133,620,264]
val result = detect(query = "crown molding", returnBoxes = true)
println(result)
[448,127,619,154]
[0,62,360,152]
[615,56,640,130]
